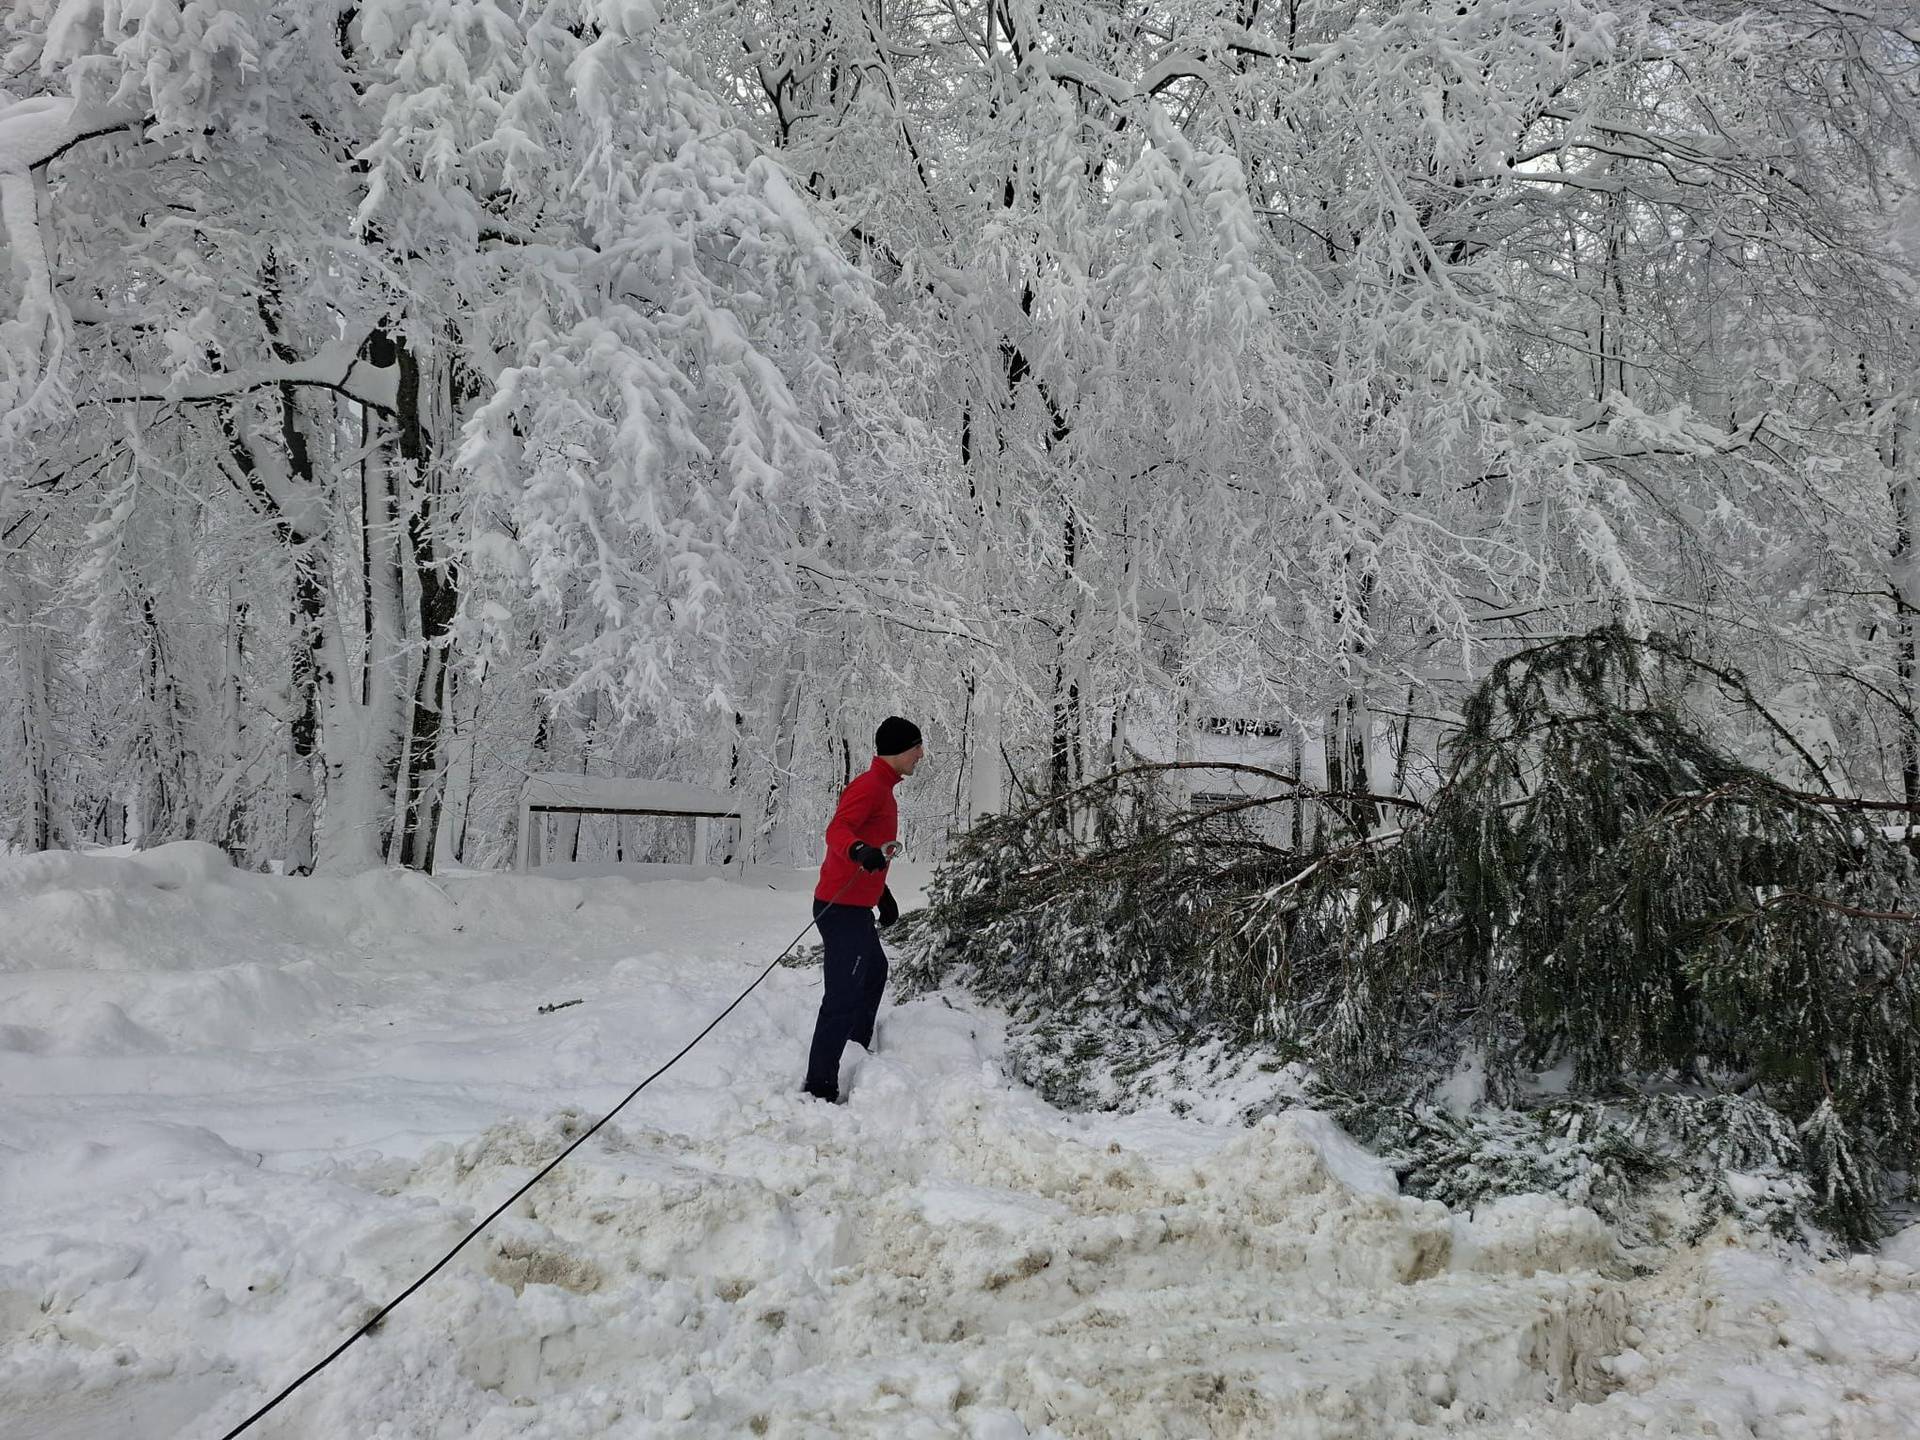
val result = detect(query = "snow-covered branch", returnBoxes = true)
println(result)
[0,94,144,173]
[102,332,399,414]
[0,94,141,437]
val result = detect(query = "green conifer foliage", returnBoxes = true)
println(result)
[913,770,1306,1034]
[1358,630,1920,1240]
[909,630,1920,1246]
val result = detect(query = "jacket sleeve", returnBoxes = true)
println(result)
[823,774,880,861]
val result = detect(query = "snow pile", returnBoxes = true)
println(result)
[1470,1242,1920,1438]
[2,846,1920,1437]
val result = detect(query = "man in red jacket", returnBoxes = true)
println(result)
[803,716,924,1102]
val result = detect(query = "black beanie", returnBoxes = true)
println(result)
[875,716,922,757]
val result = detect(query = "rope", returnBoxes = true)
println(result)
[217,873,868,1440]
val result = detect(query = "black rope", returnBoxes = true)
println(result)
[216,876,863,1439]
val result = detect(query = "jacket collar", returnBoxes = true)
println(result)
[869,754,903,787]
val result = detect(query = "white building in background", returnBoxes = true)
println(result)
[1112,691,1408,849]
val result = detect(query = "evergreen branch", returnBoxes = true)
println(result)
[1248,830,1406,902]
[1793,793,1920,816]
[1716,888,1920,931]
[1484,629,1841,800]
[1705,891,1920,998]
[1644,781,1852,834]
[1673,646,1842,800]
[1001,759,1425,829]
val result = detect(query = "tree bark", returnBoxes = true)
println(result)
[1885,399,1920,814]
[285,537,322,874]
[13,582,57,851]
[386,333,459,871]
[322,398,407,873]
[759,658,805,863]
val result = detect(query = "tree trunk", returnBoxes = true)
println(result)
[433,659,480,866]
[1885,399,1920,815]
[314,625,402,873]
[1328,570,1380,835]
[249,256,323,874]
[395,511,455,870]
[1289,728,1305,851]
[219,597,250,861]
[760,658,804,863]
[391,334,459,871]
[136,594,193,845]
[953,670,975,826]
[1049,506,1081,797]
[224,379,402,876]
[13,582,56,851]
[1324,693,1376,837]
[285,538,321,874]
[1390,683,1416,799]
[315,407,406,874]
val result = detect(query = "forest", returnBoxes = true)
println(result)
[5,0,1917,876]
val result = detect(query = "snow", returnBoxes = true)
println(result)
[4,844,1920,1437]
[1435,1047,1489,1116]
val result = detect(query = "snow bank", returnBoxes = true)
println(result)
[0,844,793,1058]
[0,841,620,977]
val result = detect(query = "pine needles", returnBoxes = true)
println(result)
[906,628,1920,1247]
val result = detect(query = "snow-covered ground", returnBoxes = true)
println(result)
[3,844,1920,1439]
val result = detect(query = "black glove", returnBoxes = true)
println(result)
[850,841,888,873]
[876,886,899,929]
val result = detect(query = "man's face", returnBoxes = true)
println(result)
[889,743,926,777]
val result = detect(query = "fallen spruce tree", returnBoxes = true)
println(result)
[898,630,1920,1248]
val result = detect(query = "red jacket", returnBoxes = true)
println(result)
[815,756,900,906]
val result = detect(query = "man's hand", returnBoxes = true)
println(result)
[876,886,900,929]
[850,841,889,873]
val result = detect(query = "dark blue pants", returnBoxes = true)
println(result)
[804,900,888,1096]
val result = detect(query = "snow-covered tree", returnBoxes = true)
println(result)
[3,0,1919,869]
